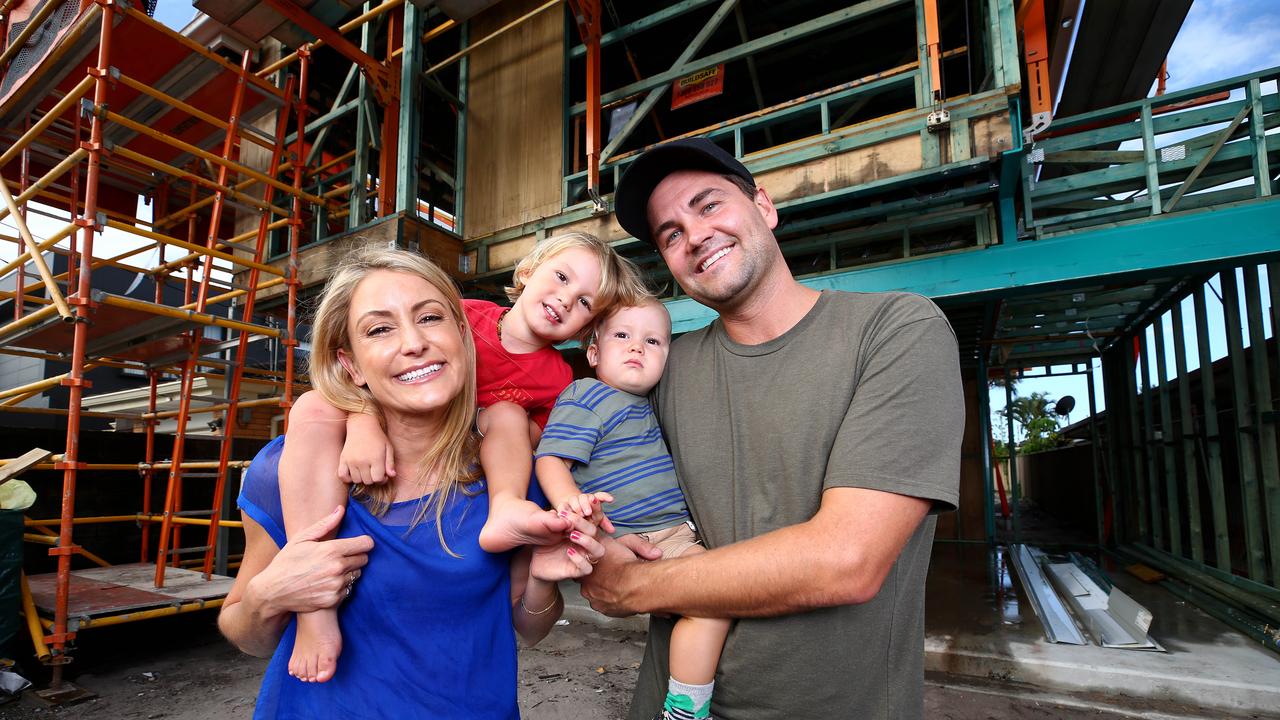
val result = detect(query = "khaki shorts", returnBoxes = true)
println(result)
[634,522,702,559]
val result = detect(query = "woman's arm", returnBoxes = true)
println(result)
[218,506,374,656]
[510,514,606,645]
[509,548,563,646]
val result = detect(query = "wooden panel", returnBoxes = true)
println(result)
[463,0,564,239]
[756,134,923,204]
[970,113,1014,157]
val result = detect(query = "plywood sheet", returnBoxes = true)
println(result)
[756,134,923,204]
[463,0,564,240]
[28,563,234,617]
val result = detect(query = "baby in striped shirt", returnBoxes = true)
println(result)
[535,296,727,720]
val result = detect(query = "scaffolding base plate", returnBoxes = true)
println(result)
[34,681,95,706]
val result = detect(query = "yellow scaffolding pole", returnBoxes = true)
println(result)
[0,222,78,279]
[0,76,94,169]
[103,219,285,277]
[104,111,326,205]
[0,148,89,225]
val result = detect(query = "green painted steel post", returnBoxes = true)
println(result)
[1248,78,1272,198]
[1004,373,1018,542]
[1192,285,1232,571]
[1124,338,1148,543]
[1086,359,1106,547]
[978,350,995,543]
[1220,269,1269,583]
[454,21,468,239]
[349,3,373,230]
[1138,331,1163,548]
[1140,103,1162,216]
[396,1,423,215]
[1101,350,1125,545]
[1243,265,1280,584]
[1152,315,1183,556]
[1170,300,1204,564]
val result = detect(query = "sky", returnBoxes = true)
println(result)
[991,0,1280,441]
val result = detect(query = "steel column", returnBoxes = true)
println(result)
[1243,266,1280,583]
[1192,285,1232,571]
[396,1,422,215]
[1171,301,1204,564]
[1221,270,1268,582]
[1153,315,1182,556]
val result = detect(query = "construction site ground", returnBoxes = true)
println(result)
[0,613,1236,720]
[0,565,1272,720]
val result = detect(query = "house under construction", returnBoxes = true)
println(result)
[0,0,1278,710]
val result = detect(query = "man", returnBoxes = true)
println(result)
[579,138,963,719]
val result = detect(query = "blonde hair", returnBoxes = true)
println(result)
[307,244,480,553]
[504,232,650,341]
[589,292,667,347]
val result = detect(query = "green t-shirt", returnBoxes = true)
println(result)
[634,290,963,720]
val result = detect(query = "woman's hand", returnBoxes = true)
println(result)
[529,514,606,582]
[250,506,375,615]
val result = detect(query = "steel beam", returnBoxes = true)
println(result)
[599,0,738,164]
[664,199,1280,334]
[569,0,911,114]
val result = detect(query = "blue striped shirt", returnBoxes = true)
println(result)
[535,378,689,534]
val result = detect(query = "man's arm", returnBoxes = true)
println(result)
[579,486,930,618]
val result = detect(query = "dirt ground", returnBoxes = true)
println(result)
[0,612,1242,719]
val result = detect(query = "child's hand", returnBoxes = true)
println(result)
[558,492,615,534]
[339,414,395,485]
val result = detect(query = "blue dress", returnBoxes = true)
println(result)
[239,435,522,719]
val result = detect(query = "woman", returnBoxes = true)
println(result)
[218,247,604,718]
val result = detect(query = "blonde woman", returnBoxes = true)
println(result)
[218,247,605,718]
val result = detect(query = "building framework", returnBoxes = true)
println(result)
[0,0,1278,699]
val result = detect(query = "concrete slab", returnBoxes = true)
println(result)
[925,544,1280,717]
[560,544,1280,717]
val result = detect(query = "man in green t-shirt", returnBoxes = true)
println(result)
[580,138,963,719]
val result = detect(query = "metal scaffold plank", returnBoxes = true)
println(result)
[1192,286,1232,572]
[1170,301,1204,564]
[1220,270,1269,583]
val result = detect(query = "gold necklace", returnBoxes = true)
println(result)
[496,308,510,342]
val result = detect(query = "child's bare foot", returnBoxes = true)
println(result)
[479,498,570,552]
[289,610,343,683]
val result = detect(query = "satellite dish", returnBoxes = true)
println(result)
[1054,396,1076,417]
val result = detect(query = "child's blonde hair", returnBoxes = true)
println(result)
[504,232,650,340]
[308,244,480,554]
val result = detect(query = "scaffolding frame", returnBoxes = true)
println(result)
[0,0,318,688]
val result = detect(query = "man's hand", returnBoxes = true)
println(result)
[577,534,645,617]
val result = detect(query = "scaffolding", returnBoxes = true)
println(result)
[0,0,322,691]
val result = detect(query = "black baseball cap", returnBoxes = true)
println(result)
[613,138,755,246]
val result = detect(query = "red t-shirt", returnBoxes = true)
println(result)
[464,299,573,428]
